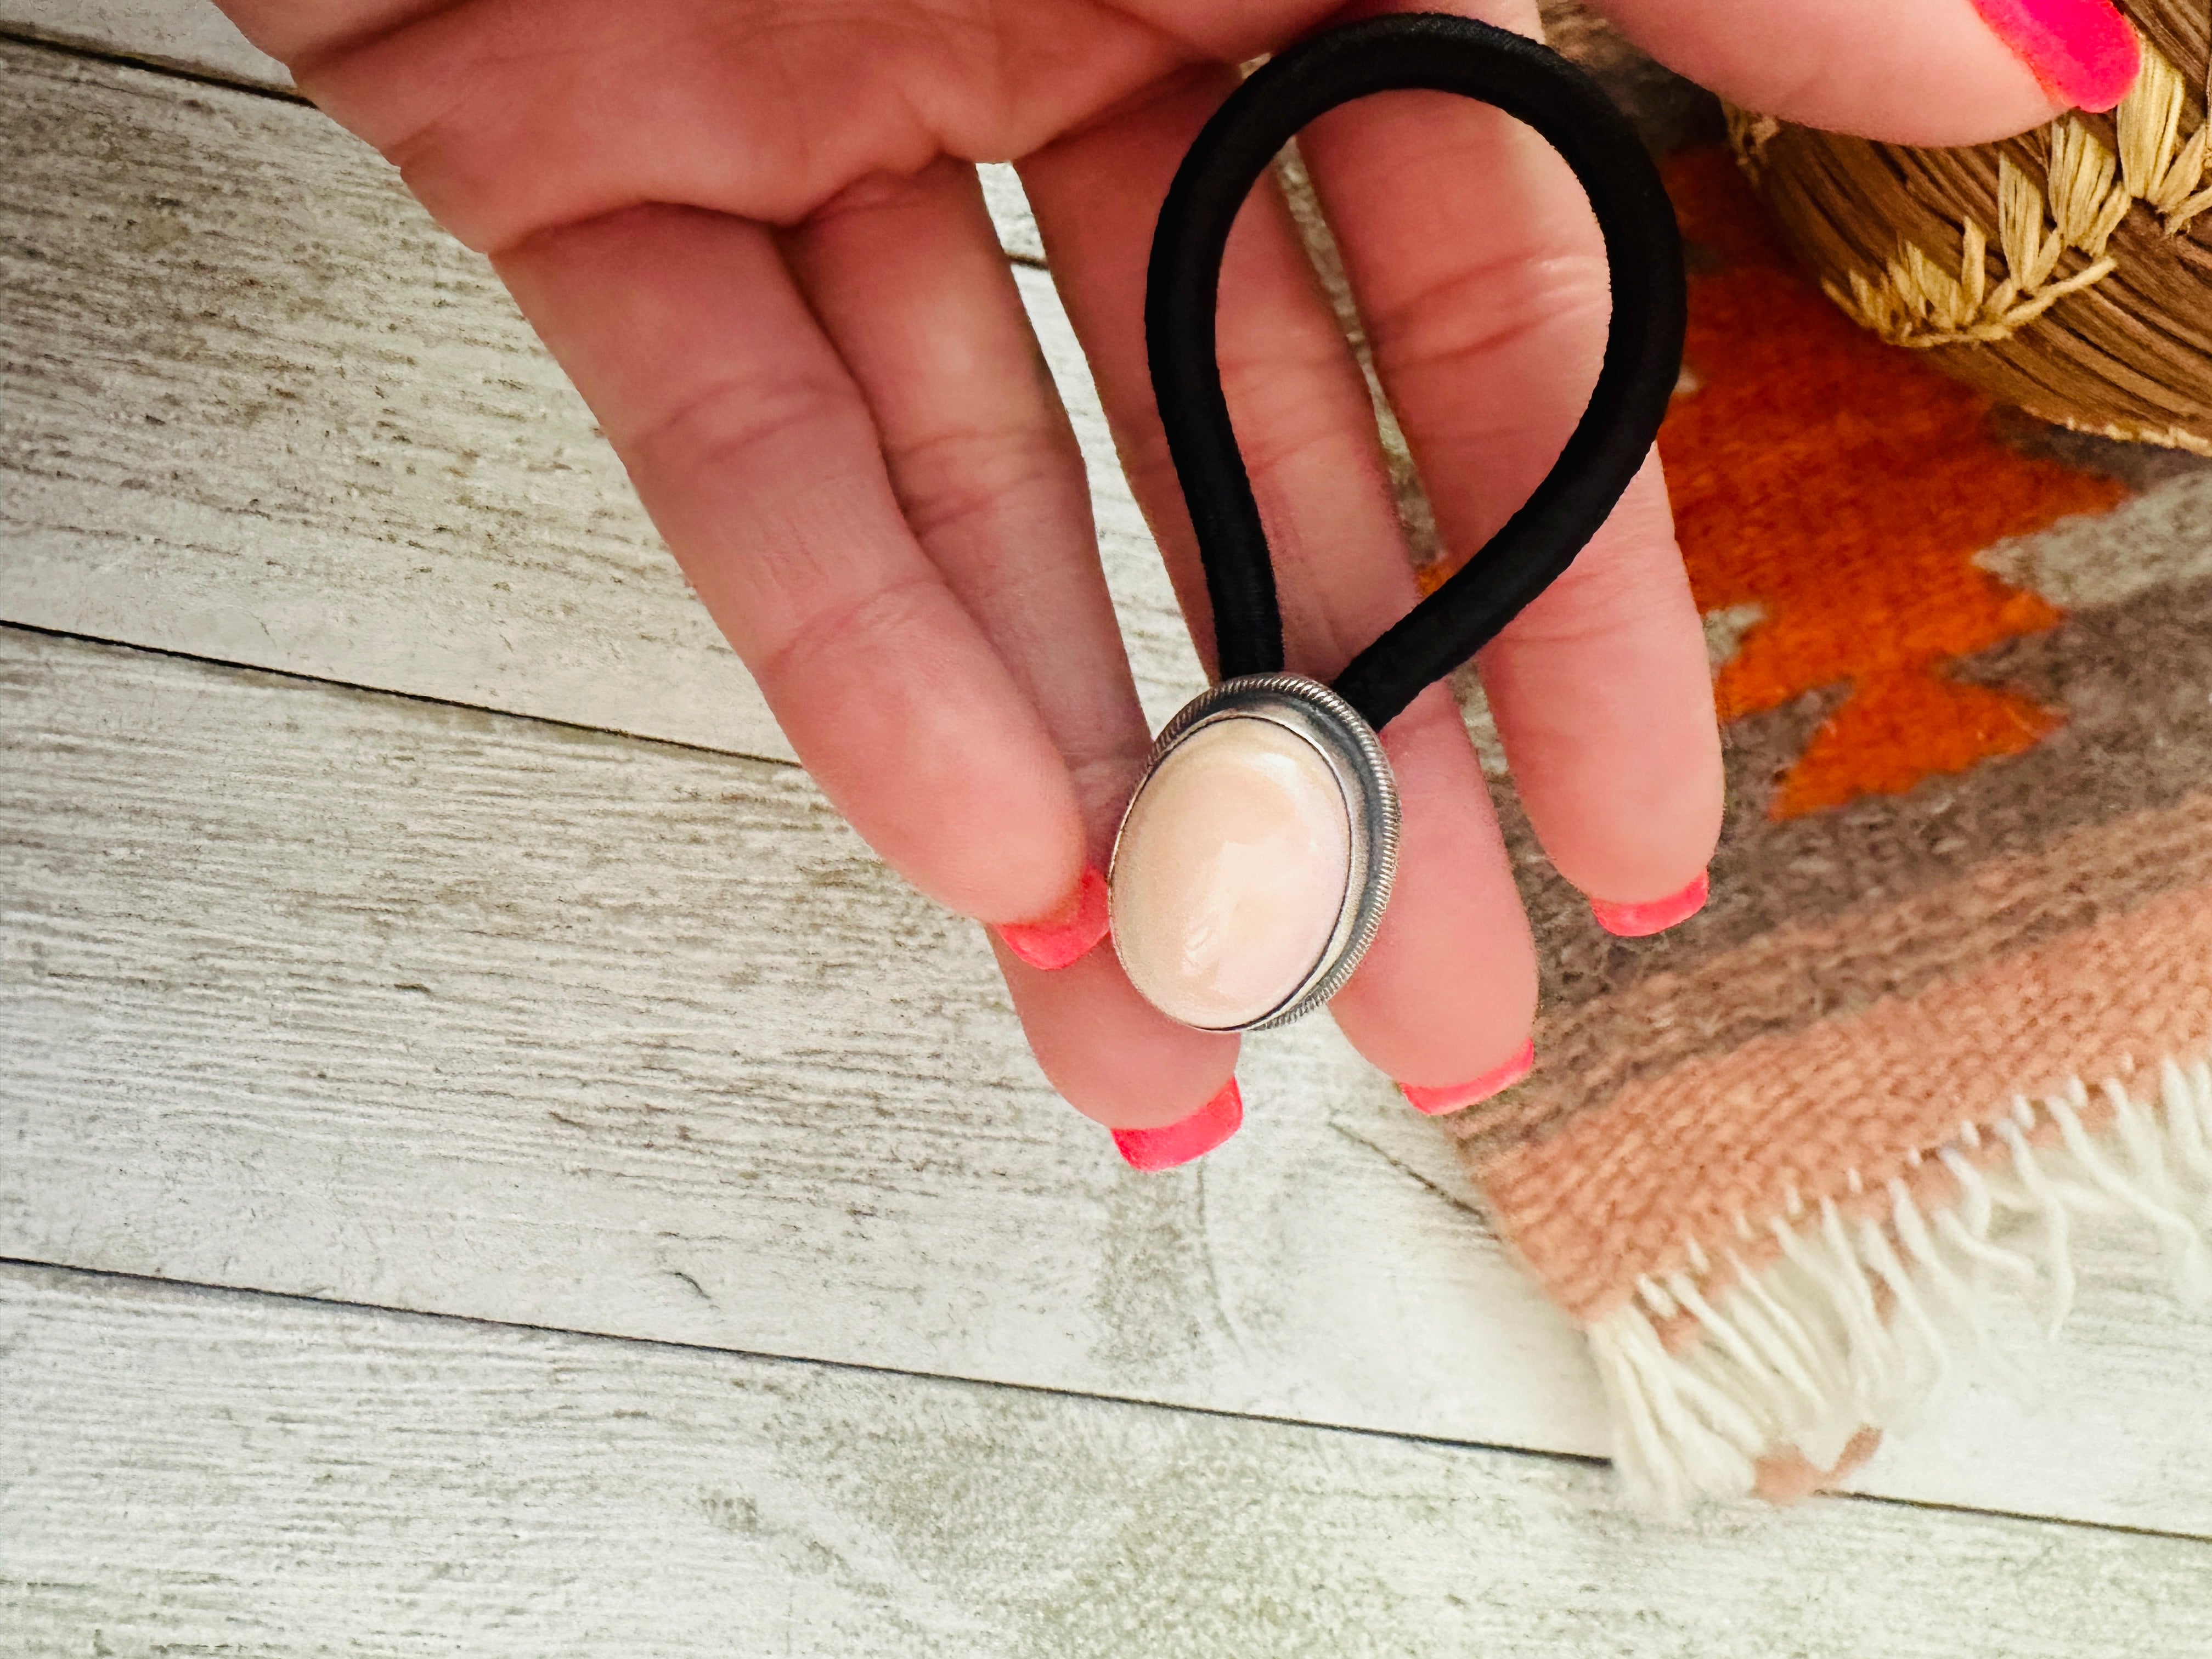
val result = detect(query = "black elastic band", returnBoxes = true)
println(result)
[1145,13,1686,730]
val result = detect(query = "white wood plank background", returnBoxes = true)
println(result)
[5,0,2212,1621]
[4,1259,2205,1658]
[9,624,2210,1538]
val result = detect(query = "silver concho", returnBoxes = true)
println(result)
[1107,674,1400,1032]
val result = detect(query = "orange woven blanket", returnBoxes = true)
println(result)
[1447,140,2212,1505]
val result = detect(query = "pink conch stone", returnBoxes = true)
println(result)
[1111,718,1353,1029]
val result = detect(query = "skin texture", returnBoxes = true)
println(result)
[213,0,2088,1132]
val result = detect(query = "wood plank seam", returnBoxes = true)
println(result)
[9,1254,2207,1655]
[0,614,817,774]
[19,1250,2212,1552]
[0,1249,1614,1479]
[0,19,307,103]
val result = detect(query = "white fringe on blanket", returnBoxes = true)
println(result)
[1588,1054,2212,1510]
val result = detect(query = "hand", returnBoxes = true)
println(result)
[216,0,2122,1154]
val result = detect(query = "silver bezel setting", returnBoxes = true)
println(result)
[1108,673,1401,1033]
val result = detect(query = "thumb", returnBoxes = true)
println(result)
[1586,0,2139,145]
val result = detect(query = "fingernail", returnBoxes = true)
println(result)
[1399,1040,1536,1117]
[1112,1077,1243,1171]
[1970,0,2140,111]
[1590,870,1710,938]
[996,865,1110,970]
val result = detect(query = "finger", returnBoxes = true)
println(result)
[494,205,1085,927]
[780,157,1237,1131]
[1298,2,1720,926]
[780,160,1151,849]
[1336,685,1539,1097]
[1588,0,2137,142]
[1479,458,1720,924]
[1022,69,1541,1094]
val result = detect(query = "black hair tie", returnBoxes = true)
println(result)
[1105,12,1686,1035]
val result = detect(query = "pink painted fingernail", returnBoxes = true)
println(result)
[1399,1040,1536,1117]
[1112,1077,1243,1171]
[1970,0,2140,111]
[996,865,1110,970]
[1590,870,1709,938]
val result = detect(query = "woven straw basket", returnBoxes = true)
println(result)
[1730,0,2212,454]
